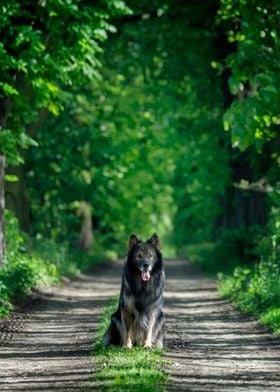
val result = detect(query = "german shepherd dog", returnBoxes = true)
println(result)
[103,233,165,348]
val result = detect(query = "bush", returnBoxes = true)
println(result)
[5,210,27,255]
[0,210,116,317]
[31,238,74,277]
[0,281,12,317]
[218,205,280,334]
[219,260,280,334]
[0,212,60,316]
[260,308,280,335]
[2,258,37,297]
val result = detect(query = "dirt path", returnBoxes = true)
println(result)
[0,263,119,391]
[0,259,279,391]
[164,260,280,391]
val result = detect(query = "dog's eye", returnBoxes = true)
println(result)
[136,252,143,259]
[148,252,153,258]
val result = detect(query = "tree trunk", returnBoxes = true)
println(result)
[5,109,48,232]
[77,202,94,252]
[0,155,6,265]
[0,97,10,266]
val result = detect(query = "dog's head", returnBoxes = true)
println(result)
[127,233,162,281]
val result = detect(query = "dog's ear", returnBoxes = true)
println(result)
[128,234,140,251]
[148,233,160,250]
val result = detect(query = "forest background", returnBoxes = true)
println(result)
[0,0,279,333]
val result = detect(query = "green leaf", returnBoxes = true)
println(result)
[4,175,19,183]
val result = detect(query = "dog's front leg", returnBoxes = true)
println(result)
[143,313,155,348]
[121,308,133,348]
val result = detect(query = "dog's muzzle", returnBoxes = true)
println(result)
[140,261,151,281]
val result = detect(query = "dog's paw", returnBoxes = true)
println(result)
[143,342,153,349]
[124,341,133,349]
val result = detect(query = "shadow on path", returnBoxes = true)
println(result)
[164,260,280,392]
[0,259,279,392]
[0,263,121,391]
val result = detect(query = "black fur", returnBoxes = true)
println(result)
[103,233,165,348]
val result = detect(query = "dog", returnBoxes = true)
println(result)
[103,233,165,348]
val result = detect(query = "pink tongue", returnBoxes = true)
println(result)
[141,271,150,281]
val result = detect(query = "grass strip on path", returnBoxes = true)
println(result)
[90,299,169,391]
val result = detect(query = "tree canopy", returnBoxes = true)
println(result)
[0,0,279,269]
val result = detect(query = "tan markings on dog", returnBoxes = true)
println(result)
[143,312,155,348]
[125,332,133,348]
[121,308,133,348]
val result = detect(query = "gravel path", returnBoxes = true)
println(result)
[0,259,279,391]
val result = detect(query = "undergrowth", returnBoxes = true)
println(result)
[218,260,280,335]
[184,222,280,335]
[217,211,280,335]
[90,299,169,391]
[0,211,115,317]
[181,227,261,276]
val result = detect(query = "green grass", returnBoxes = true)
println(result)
[90,299,169,391]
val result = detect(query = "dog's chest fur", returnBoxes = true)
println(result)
[122,270,163,316]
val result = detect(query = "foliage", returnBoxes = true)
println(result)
[217,0,280,153]
[0,211,113,316]
[91,298,169,390]
[32,234,117,276]
[219,260,280,334]
[260,308,280,335]
[179,225,263,276]
[25,0,230,253]
[0,211,57,315]
[214,0,280,334]
[214,225,262,266]
[26,90,175,250]
[2,258,37,297]
[25,4,180,251]
[178,242,239,276]
[0,0,131,162]
[5,209,26,254]
[0,0,279,336]
[162,2,230,246]
[218,206,280,334]
[0,281,11,317]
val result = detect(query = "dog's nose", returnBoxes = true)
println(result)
[143,262,149,270]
